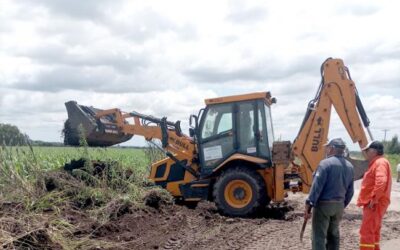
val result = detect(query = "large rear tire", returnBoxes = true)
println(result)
[213,167,268,217]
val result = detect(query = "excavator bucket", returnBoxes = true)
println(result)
[346,156,369,180]
[63,101,133,147]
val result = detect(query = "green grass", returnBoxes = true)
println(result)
[387,154,400,176]
[0,145,153,201]
[23,146,148,170]
[352,152,400,176]
[0,146,149,178]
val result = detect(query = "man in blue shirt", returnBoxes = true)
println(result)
[304,138,354,250]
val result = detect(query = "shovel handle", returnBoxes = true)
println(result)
[300,206,312,242]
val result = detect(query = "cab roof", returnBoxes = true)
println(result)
[204,91,275,106]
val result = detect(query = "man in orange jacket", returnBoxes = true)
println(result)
[357,141,392,250]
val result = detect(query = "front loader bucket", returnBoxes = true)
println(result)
[346,156,369,180]
[64,101,133,147]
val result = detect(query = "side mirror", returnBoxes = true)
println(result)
[189,128,195,137]
[189,114,198,138]
[189,114,198,128]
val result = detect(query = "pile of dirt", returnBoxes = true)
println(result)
[46,196,299,250]
[144,189,174,209]
[0,202,62,249]
[2,229,62,250]
[62,158,134,186]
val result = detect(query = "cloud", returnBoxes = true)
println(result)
[1,1,198,94]
[184,55,322,83]
[21,0,116,20]
[1,0,400,147]
[11,64,189,93]
[16,42,150,74]
[226,0,268,24]
[105,8,194,43]
[337,3,380,16]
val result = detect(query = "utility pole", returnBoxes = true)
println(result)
[382,129,389,142]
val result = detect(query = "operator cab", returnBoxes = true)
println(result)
[190,92,276,176]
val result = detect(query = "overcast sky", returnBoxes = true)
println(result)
[1,0,399,149]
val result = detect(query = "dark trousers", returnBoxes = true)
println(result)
[312,201,344,250]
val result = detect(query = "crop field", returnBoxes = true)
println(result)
[3,146,398,176]
[0,146,148,172]
[1,146,399,249]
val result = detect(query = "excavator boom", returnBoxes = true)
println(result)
[292,58,372,192]
[64,101,195,160]
[93,108,195,159]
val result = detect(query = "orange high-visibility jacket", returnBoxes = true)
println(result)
[357,156,392,206]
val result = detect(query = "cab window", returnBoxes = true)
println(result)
[238,102,256,154]
[201,104,233,140]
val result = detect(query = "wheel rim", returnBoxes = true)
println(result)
[224,179,253,209]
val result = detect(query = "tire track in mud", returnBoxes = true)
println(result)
[202,218,307,250]
[243,219,307,250]
[211,223,260,250]
[144,196,399,250]
[161,211,204,250]
[160,202,306,250]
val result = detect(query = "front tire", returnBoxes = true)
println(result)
[213,167,268,217]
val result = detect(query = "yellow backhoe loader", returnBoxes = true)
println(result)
[65,58,372,216]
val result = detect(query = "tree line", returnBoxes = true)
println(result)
[1,122,400,152]
[383,135,400,154]
[0,123,29,145]
[0,123,63,146]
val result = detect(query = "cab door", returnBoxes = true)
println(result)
[237,101,257,155]
[198,103,235,175]
[237,100,272,159]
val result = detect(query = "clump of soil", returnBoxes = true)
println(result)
[0,217,24,236]
[3,229,62,250]
[41,170,82,192]
[0,202,25,216]
[64,158,122,178]
[144,189,173,209]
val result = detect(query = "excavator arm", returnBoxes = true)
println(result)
[94,109,197,163]
[292,58,372,193]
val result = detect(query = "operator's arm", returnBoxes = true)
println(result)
[306,163,328,206]
[371,160,390,204]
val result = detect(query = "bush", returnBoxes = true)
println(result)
[385,135,400,154]
[0,123,30,146]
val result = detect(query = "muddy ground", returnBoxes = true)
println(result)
[1,189,400,250]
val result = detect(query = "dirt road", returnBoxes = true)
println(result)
[131,179,400,250]
[80,182,400,250]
